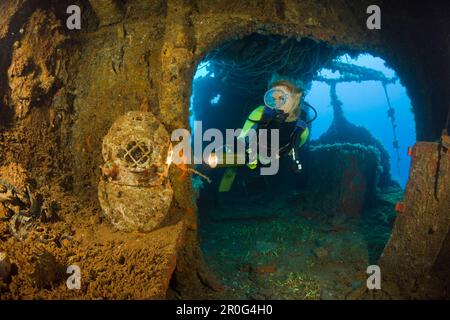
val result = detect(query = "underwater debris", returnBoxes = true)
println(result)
[98,111,174,232]
[30,249,63,289]
[188,168,212,184]
[306,143,383,217]
[312,247,329,259]
[0,252,11,282]
[0,178,41,240]
[312,82,394,188]
[253,264,277,274]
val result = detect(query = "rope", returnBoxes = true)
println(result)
[382,82,402,175]
[188,168,212,184]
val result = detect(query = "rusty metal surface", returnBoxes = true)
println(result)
[380,140,450,289]
[442,134,450,150]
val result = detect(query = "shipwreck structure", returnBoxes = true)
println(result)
[0,0,449,299]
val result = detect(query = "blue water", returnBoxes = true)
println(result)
[306,54,416,188]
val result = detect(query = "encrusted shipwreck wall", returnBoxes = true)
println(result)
[305,143,383,218]
[0,0,450,299]
[379,138,450,299]
[312,83,395,188]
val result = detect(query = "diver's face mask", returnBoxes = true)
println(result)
[264,86,299,114]
[264,88,289,110]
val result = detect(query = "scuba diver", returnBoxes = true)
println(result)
[216,77,316,192]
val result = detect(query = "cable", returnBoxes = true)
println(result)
[303,101,318,124]
[382,82,402,175]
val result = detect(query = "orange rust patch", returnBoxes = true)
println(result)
[254,264,277,274]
